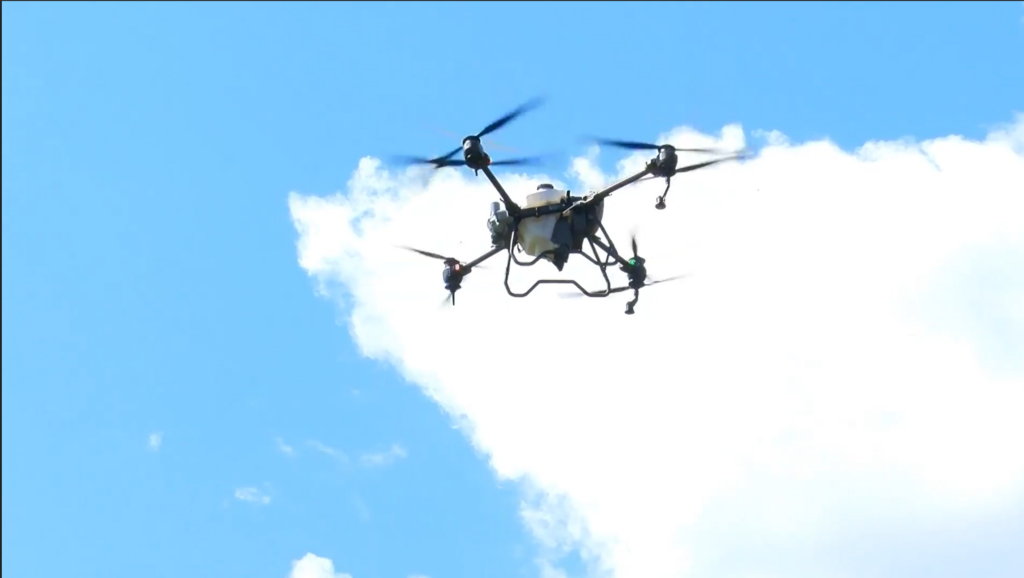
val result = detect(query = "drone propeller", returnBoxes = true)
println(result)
[394,154,546,169]
[588,136,730,155]
[636,151,750,184]
[622,232,688,290]
[674,152,748,174]
[441,291,457,308]
[394,97,545,170]
[397,245,489,269]
[475,97,545,139]
[557,275,687,299]
[623,230,645,269]
[682,155,738,172]
[399,245,454,262]
[641,274,688,287]
[392,150,463,169]
[398,245,483,310]
[436,127,518,154]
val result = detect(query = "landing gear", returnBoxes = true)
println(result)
[624,292,638,315]
[655,177,672,210]
[622,256,647,315]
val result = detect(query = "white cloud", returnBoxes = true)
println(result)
[147,432,162,452]
[359,443,407,467]
[307,439,348,462]
[276,437,296,456]
[289,115,1024,578]
[303,438,406,468]
[288,554,352,578]
[234,486,271,505]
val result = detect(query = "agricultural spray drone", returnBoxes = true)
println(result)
[394,98,746,314]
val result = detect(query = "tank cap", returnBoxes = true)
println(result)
[537,183,554,190]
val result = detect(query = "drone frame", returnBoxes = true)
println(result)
[442,152,680,315]
[399,100,743,314]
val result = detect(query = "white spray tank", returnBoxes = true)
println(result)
[517,183,565,258]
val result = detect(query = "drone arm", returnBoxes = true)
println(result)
[590,164,656,203]
[480,166,521,213]
[465,245,506,271]
[560,164,657,217]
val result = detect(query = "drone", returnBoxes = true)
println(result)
[394,98,747,315]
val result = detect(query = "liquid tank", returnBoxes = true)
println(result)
[516,184,565,258]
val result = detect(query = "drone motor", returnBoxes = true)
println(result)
[441,259,465,305]
[655,146,679,174]
[461,136,489,171]
[442,259,464,290]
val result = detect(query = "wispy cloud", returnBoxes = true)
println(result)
[359,443,407,468]
[307,439,348,462]
[234,486,271,505]
[276,437,296,456]
[147,432,162,452]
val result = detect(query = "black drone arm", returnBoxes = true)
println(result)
[465,245,506,270]
[591,164,656,202]
[561,163,656,216]
[480,165,521,214]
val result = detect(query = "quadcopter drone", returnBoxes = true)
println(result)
[394,98,747,315]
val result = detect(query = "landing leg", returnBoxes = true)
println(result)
[625,288,639,315]
[655,179,671,210]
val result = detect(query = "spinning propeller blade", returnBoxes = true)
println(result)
[476,97,545,139]
[673,152,749,174]
[393,97,545,170]
[440,291,455,308]
[391,153,466,169]
[634,150,750,185]
[397,245,487,269]
[399,245,452,262]
[643,274,688,287]
[393,154,543,170]
[435,127,519,154]
[488,156,546,167]
[624,232,688,289]
[588,136,730,155]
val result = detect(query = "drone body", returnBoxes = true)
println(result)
[396,98,747,314]
[487,184,605,271]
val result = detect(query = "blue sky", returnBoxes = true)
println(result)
[3,3,1023,578]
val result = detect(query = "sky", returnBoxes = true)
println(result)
[2,2,1023,578]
